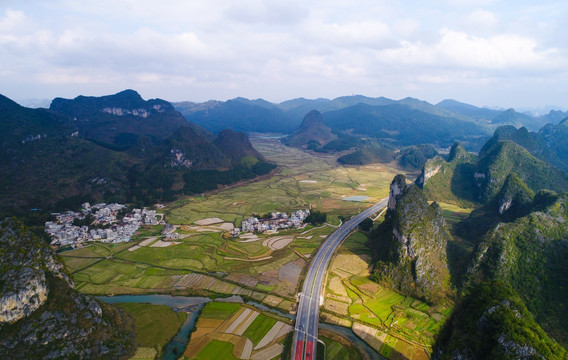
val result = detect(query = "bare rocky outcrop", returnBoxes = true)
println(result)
[0,270,47,323]
[0,219,70,325]
[415,156,444,188]
[0,218,134,359]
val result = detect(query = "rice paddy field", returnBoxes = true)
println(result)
[60,222,340,312]
[116,302,187,359]
[319,330,364,360]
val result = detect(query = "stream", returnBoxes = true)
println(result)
[98,295,241,359]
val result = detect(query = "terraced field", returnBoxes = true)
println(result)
[320,331,363,360]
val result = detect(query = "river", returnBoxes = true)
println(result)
[98,294,381,359]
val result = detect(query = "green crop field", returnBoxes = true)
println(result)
[437,202,473,226]
[116,303,186,349]
[193,340,237,360]
[61,137,405,302]
[57,138,422,359]
[243,314,278,346]
[325,223,451,358]
[200,302,241,319]
[165,138,402,225]
[321,335,363,360]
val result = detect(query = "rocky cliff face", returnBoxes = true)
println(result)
[0,218,134,359]
[494,173,534,217]
[0,219,70,324]
[373,175,452,303]
[415,156,444,188]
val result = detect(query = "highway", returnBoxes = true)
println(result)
[291,198,389,360]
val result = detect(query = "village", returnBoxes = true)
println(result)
[46,202,311,249]
[45,202,164,248]
[233,209,310,236]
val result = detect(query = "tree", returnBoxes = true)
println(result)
[305,211,327,225]
[358,217,373,232]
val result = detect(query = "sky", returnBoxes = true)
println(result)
[1,0,567,111]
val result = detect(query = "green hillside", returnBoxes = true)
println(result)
[476,140,568,202]
[283,110,337,148]
[0,91,274,212]
[419,137,568,206]
[434,281,567,360]
[463,191,568,346]
[420,143,478,207]
[337,142,395,165]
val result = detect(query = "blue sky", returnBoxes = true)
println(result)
[1,0,567,110]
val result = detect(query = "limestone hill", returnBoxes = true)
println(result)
[371,175,452,303]
[283,110,337,148]
[419,138,568,206]
[418,143,478,207]
[484,122,568,173]
[0,218,134,359]
[0,91,273,211]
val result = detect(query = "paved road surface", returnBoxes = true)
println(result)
[291,198,389,360]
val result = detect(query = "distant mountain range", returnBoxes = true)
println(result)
[174,95,567,151]
[0,90,272,212]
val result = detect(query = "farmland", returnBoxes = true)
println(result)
[320,331,364,360]
[184,302,293,360]
[60,137,406,311]
[322,230,450,359]
[166,137,403,225]
[57,137,426,359]
[116,303,187,359]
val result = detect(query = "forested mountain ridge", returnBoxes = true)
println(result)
[0,91,272,212]
[402,127,568,354]
[419,137,568,206]
[434,281,567,360]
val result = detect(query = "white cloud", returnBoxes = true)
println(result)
[224,0,307,25]
[393,18,420,38]
[0,1,567,108]
[465,9,498,30]
[436,28,552,69]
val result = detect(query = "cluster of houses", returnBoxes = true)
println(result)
[45,202,164,248]
[233,209,310,236]
[46,202,311,247]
